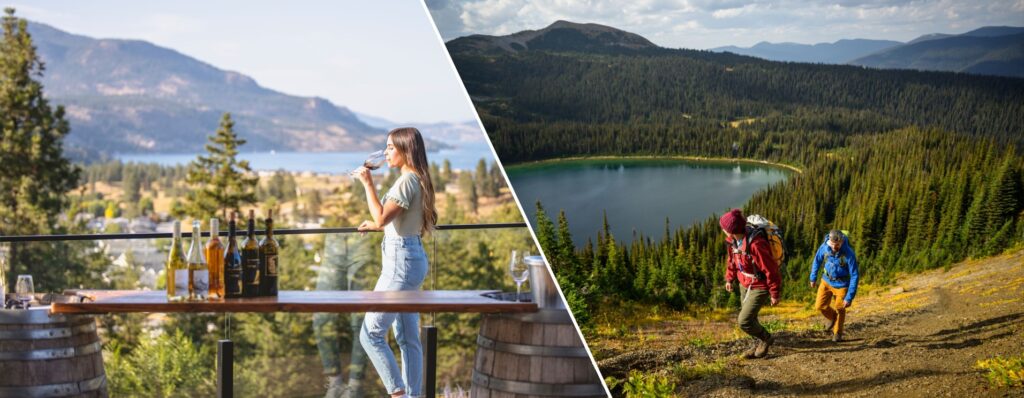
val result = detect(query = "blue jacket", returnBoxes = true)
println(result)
[809,233,859,303]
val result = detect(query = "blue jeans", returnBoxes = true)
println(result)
[359,236,428,396]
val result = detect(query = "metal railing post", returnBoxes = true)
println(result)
[422,325,437,398]
[218,339,233,398]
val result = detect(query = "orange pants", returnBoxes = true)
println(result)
[815,280,848,335]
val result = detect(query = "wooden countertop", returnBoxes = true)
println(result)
[50,290,538,314]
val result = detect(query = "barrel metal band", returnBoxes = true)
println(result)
[0,373,105,398]
[0,341,101,361]
[472,370,605,397]
[493,309,573,324]
[0,309,68,324]
[0,321,96,340]
[476,334,590,358]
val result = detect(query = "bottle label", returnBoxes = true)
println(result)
[226,269,242,295]
[245,257,260,284]
[266,255,278,276]
[174,269,189,295]
[193,270,209,296]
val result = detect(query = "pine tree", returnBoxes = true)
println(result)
[0,8,84,289]
[184,113,258,220]
[534,202,559,266]
[556,210,576,271]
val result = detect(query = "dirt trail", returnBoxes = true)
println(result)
[599,250,1024,397]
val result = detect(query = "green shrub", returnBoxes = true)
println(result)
[104,330,215,397]
[607,370,676,397]
[671,359,727,381]
[977,353,1024,387]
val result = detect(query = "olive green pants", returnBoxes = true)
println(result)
[738,287,771,340]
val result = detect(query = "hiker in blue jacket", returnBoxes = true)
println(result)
[809,229,859,342]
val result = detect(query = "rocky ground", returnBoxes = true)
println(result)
[596,249,1024,397]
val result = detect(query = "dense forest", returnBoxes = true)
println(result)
[448,26,1024,328]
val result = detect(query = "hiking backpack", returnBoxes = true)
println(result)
[745,214,787,270]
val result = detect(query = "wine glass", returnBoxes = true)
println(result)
[509,250,530,302]
[351,149,387,175]
[15,274,34,308]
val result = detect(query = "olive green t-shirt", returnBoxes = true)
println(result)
[382,172,423,237]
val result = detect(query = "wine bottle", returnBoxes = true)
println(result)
[259,209,280,296]
[224,212,243,298]
[187,220,209,301]
[206,217,225,299]
[241,210,260,297]
[166,220,187,302]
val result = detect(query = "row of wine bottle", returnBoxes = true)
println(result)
[166,209,279,301]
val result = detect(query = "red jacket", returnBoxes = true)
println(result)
[725,234,782,300]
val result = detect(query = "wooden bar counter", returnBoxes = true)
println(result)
[50,290,538,314]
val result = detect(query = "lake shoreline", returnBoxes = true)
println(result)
[505,155,803,174]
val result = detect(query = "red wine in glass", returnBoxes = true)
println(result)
[360,149,387,171]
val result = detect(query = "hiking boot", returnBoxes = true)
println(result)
[742,341,759,359]
[754,333,774,358]
[824,318,836,335]
[832,331,843,343]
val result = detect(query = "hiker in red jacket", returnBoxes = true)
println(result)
[721,209,782,359]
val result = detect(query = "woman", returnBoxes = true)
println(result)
[353,127,437,398]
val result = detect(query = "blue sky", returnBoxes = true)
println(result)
[427,0,1024,49]
[5,0,477,124]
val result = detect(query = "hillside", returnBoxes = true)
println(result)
[596,248,1024,396]
[27,22,385,158]
[707,26,1024,78]
[447,20,657,55]
[448,21,1024,166]
[851,32,1024,78]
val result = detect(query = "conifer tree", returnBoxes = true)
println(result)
[185,113,258,220]
[0,8,84,289]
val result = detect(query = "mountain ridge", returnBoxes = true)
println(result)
[709,25,1023,77]
[446,20,658,55]
[27,21,393,159]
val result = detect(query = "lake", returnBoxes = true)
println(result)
[506,158,791,247]
[117,141,496,173]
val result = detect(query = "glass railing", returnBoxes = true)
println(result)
[0,223,534,398]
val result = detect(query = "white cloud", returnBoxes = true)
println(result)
[428,0,1024,49]
[712,4,756,19]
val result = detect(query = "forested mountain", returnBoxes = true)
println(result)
[712,39,900,64]
[447,20,657,55]
[447,21,1024,321]
[850,27,1024,78]
[27,22,384,159]
[709,26,1024,78]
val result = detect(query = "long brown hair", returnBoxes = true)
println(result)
[388,127,437,235]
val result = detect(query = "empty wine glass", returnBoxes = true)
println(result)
[15,274,34,308]
[509,250,530,302]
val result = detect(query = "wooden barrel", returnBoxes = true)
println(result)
[472,309,605,397]
[0,307,107,398]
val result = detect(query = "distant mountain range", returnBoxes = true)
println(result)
[353,112,485,143]
[27,22,460,161]
[711,26,1024,78]
[712,39,901,64]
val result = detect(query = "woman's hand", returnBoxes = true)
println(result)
[353,166,373,187]
[357,220,380,235]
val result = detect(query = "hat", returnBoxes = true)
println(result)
[719,209,746,234]
[828,229,844,243]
